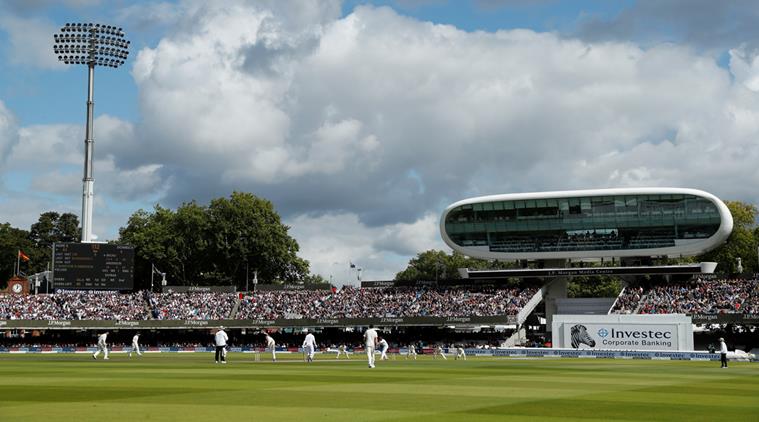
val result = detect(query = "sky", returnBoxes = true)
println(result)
[2,0,759,284]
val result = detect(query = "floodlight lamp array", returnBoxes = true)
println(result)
[53,23,130,67]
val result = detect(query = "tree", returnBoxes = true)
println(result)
[29,212,80,250]
[118,192,310,289]
[0,223,34,286]
[567,276,623,298]
[395,249,517,281]
[699,200,758,274]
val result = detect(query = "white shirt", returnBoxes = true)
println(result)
[303,333,316,348]
[364,328,378,347]
[378,339,388,349]
[266,335,275,348]
[720,341,728,354]
[409,345,416,352]
[214,330,228,347]
[97,333,108,345]
[132,335,140,345]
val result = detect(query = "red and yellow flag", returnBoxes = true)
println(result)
[18,250,30,262]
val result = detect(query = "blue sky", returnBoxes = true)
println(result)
[1,0,759,282]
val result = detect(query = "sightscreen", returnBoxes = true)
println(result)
[52,242,134,290]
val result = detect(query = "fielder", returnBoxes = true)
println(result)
[378,337,389,360]
[336,344,350,359]
[92,331,109,360]
[455,346,466,360]
[303,330,317,363]
[128,333,143,357]
[364,324,378,368]
[264,332,277,362]
[406,344,417,360]
[433,345,447,360]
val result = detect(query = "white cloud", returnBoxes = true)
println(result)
[287,211,445,284]
[7,2,759,278]
[0,15,64,69]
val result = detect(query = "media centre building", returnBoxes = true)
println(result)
[440,187,733,261]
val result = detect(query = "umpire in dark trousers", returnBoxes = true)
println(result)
[214,326,228,364]
[719,337,728,368]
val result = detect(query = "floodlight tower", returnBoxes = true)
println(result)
[53,23,130,242]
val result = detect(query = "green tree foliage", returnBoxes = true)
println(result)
[29,212,80,250]
[119,192,310,289]
[698,200,758,274]
[567,276,623,298]
[0,223,34,286]
[395,249,517,281]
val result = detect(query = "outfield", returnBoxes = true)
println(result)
[0,353,757,421]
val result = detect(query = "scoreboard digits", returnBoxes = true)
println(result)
[53,243,134,290]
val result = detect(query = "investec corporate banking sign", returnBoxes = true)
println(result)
[565,323,679,351]
[552,314,694,351]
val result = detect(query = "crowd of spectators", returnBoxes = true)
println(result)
[612,278,759,315]
[147,292,236,320]
[0,290,151,320]
[0,285,538,320]
[235,286,536,319]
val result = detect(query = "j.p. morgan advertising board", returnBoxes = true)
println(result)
[552,314,693,351]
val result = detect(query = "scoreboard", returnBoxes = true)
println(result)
[53,243,134,290]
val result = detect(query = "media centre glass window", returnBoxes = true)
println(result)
[444,194,721,253]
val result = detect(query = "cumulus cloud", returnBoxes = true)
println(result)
[0,101,19,169]
[7,1,759,276]
[288,211,445,283]
[0,15,63,69]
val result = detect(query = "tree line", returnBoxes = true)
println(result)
[1,197,758,291]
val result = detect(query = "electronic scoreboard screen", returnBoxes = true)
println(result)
[53,243,134,290]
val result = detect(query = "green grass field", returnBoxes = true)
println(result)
[0,353,757,421]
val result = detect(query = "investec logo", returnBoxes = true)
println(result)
[596,327,673,348]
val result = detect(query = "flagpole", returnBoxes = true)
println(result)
[16,251,20,277]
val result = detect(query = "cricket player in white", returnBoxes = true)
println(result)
[303,331,317,363]
[92,332,109,360]
[364,325,378,368]
[214,327,228,363]
[378,337,389,360]
[434,345,447,360]
[128,333,142,357]
[264,333,276,362]
[336,344,350,359]
[406,344,417,360]
[455,346,466,360]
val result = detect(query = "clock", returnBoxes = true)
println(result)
[11,282,23,293]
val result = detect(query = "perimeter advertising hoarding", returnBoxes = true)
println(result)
[0,315,516,329]
[552,314,693,351]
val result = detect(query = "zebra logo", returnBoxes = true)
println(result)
[570,324,596,349]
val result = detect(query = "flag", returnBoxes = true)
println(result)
[18,250,30,262]
[349,262,356,269]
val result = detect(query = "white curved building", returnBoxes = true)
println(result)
[440,188,733,260]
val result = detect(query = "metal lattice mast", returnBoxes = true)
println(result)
[53,23,130,242]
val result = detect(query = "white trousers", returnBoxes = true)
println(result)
[366,345,375,367]
[304,345,314,361]
[93,343,108,359]
[129,343,142,356]
[380,347,388,360]
[268,345,277,360]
